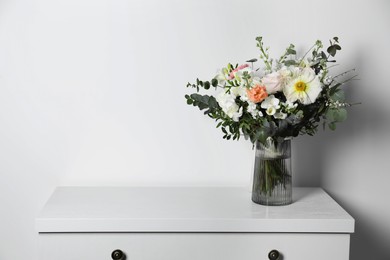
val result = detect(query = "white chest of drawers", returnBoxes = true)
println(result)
[36,187,354,260]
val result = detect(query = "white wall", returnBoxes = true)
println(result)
[0,0,389,259]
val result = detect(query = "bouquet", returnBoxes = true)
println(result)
[185,37,358,205]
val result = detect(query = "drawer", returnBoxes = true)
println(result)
[38,233,350,260]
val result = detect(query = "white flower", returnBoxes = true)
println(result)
[261,71,283,94]
[261,95,280,109]
[283,68,322,105]
[215,68,229,86]
[247,101,260,118]
[233,67,253,81]
[232,107,243,122]
[216,91,243,121]
[284,100,298,110]
[324,76,332,85]
[274,112,287,119]
[279,66,293,77]
[266,106,276,116]
[230,86,247,99]
[261,95,281,116]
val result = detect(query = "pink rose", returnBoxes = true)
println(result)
[262,72,283,94]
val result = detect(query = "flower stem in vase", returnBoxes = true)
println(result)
[252,139,292,205]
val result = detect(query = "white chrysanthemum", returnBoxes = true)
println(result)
[216,91,242,121]
[283,68,322,105]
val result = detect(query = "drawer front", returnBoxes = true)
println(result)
[39,233,350,260]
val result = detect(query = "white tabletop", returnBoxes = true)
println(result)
[36,187,354,233]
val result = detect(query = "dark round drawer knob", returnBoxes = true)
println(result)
[268,249,280,260]
[111,249,125,260]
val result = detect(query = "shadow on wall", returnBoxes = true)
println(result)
[294,48,390,259]
[324,97,390,260]
[337,195,390,260]
[333,52,389,260]
[292,134,324,187]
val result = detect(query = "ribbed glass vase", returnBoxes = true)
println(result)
[251,138,292,206]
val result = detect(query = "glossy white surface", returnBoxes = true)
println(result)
[36,187,354,233]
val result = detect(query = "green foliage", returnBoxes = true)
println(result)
[327,37,342,57]
[256,37,273,71]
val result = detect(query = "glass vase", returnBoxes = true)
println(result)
[252,138,292,206]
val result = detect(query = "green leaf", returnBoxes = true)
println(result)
[328,122,337,130]
[284,60,296,66]
[326,108,347,122]
[255,129,268,144]
[286,48,296,55]
[330,89,345,102]
[201,95,209,104]
[246,58,258,63]
[333,108,347,122]
[211,78,218,87]
[208,96,219,109]
[327,45,337,57]
[277,120,288,134]
[325,108,335,121]
[204,81,210,90]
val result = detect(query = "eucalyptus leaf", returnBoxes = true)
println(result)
[284,60,296,66]
[204,81,210,89]
[330,89,345,101]
[333,108,347,122]
[211,78,218,87]
[328,122,337,130]
[246,58,258,63]
[286,48,296,55]
[327,45,337,57]
[326,108,347,122]
[208,96,219,109]
[255,129,268,144]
